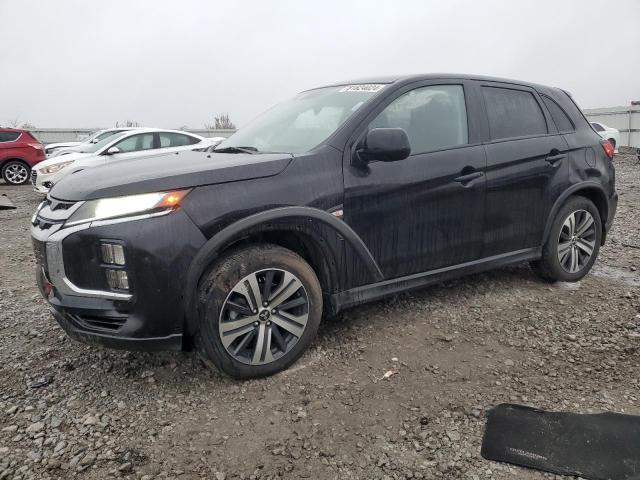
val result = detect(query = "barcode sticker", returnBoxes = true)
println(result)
[339,84,386,93]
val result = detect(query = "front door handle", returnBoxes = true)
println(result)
[546,153,566,165]
[454,171,484,185]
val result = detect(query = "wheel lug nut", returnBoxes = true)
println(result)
[266,321,271,326]
[253,321,259,326]
[271,309,276,314]
[263,302,268,307]
[253,309,257,314]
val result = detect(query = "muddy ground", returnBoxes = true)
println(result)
[0,154,639,480]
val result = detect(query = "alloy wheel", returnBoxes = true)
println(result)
[219,268,309,365]
[4,163,29,184]
[557,209,596,273]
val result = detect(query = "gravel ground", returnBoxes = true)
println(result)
[0,154,639,480]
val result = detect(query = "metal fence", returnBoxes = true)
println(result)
[29,128,236,144]
[583,106,640,149]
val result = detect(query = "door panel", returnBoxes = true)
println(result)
[483,135,569,255]
[344,145,487,278]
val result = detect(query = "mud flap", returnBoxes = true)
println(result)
[481,404,640,479]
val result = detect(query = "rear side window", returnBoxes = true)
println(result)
[158,133,199,148]
[370,84,468,155]
[482,87,547,140]
[0,132,21,142]
[591,122,605,132]
[541,95,574,133]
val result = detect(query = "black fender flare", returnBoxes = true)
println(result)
[541,181,609,245]
[183,206,383,328]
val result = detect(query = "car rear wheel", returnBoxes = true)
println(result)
[2,160,30,185]
[195,244,322,379]
[530,196,601,282]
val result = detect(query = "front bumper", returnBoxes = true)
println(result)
[32,200,207,352]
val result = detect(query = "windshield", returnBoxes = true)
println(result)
[78,131,129,154]
[217,84,387,154]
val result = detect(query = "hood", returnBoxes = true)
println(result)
[45,141,81,149]
[36,152,92,169]
[50,150,294,201]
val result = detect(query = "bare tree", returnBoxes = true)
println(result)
[21,122,35,129]
[205,113,235,130]
[8,117,20,128]
[115,120,142,127]
[6,117,35,129]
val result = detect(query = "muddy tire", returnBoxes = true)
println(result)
[530,196,601,282]
[195,244,322,379]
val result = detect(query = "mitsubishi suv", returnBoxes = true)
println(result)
[31,74,617,378]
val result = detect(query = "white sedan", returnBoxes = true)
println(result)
[33,129,215,194]
[44,128,137,156]
[590,122,620,153]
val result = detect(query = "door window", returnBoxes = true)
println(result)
[482,87,547,140]
[0,132,21,142]
[541,95,574,133]
[158,133,199,148]
[113,133,155,153]
[370,85,468,155]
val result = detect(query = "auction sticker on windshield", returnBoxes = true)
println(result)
[339,84,386,93]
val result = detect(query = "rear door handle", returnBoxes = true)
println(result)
[454,171,484,185]
[546,154,566,165]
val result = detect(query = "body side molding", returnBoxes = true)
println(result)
[333,247,540,312]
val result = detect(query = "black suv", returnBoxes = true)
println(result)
[31,74,617,378]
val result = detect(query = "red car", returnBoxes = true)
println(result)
[0,128,46,185]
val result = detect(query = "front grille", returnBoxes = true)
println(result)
[32,197,78,231]
[67,313,127,332]
[31,169,37,186]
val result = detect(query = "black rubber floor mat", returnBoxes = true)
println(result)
[481,404,640,480]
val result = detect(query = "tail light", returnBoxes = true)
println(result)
[601,140,614,159]
[27,142,44,150]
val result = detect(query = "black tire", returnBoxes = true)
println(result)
[2,160,31,185]
[530,196,601,282]
[195,244,322,379]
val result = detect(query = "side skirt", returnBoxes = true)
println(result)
[332,247,541,312]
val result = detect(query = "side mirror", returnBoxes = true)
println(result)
[361,128,411,162]
[105,146,120,155]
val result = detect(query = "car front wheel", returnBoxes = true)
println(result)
[531,196,602,282]
[195,244,322,379]
[2,160,31,185]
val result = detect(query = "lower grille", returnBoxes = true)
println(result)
[31,169,37,186]
[68,313,127,332]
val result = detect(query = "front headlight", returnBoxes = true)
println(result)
[65,190,191,227]
[41,160,75,174]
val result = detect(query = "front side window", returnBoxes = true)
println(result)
[113,133,154,153]
[159,133,199,148]
[369,85,468,155]
[483,87,547,140]
[217,85,386,154]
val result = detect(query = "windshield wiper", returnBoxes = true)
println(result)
[213,146,258,154]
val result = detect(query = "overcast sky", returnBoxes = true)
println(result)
[1,0,638,129]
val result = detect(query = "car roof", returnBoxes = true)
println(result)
[0,127,28,133]
[314,73,555,92]
[111,128,203,137]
